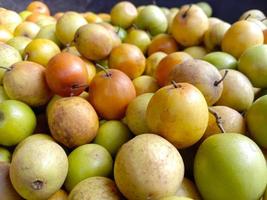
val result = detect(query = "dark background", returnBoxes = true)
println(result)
[0,0,266,23]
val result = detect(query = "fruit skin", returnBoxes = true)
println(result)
[194,133,267,200]
[202,51,237,70]
[203,106,246,140]
[216,69,254,112]
[88,69,136,120]
[132,75,159,96]
[126,93,153,135]
[159,197,193,200]
[124,28,151,53]
[27,1,50,16]
[183,46,207,59]
[48,97,99,148]
[64,144,113,191]
[135,5,168,36]
[146,83,208,148]
[196,2,212,17]
[171,4,209,47]
[10,139,68,200]
[239,9,266,21]
[93,120,132,156]
[23,38,60,66]
[246,95,267,149]
[175,178,201,200]
[0,85,9,103]
[47,189,68,200]
[14,21,40,39]
[155,52,192,87]
[114,134,184,200]
[74,23,113,61]
[238,44,267,88]
[168,59,223,106]
[36,24,62,47]
[0,146,11,163]
[147,33,178,56]
[111,1,137,29]
[68,177,122,200]
[0,9,22,27]
[0,44,22,84]
[0,100,36,146]
[145,52,167,77]
[109,43,146,79]
[221,20,264,58]
[3,61,53,107]
[0,26,13,42]
[45,52,88,97]
[0,162,23,200]
[6,36,32,55]
[56,11,87,45]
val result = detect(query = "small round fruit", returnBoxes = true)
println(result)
[27,1,50,16]
[146,82,208,148]
[171,4,209,47]
[89,69,136,120]
[109,43,146,79]
[3,61,52,107]
[68,177,122,200]
[183,46,207,59]
[176,178,201,199]
[0,44,22,83]
[56,11,87,45]
[238,44,267,88]
[19,10,32,20]
[111,1,138,29]
[202,51,237,70]
[0,9,22,27]
[65,144,113,191]
[240,9,265,21]
[114,134,184,200]
[145,51,167,77]
[24,38,60,66]
[147,34,178,56]
[48,189,68,200]
[155,52,192,87]
[83,12,103,23]
[82,58,96,85]
[14,21,40,39]
[216,69,254,112]
[196,2,212,17]
[45,52,88,97]
[124,28,151,53]
[74,23,113,61]
[194,133,267,200]
[0,100,36,146]
[0,26,12,42]
[168,59,223,105]
[135,5,168,36]
[48,97,99,148]
[132,75,159,95]
[221,20,264,58]
[203,106,246,139]
[0,146,11,162]
[10,139,68,200]
[0,162,23,200]
[6,36,31,55]
[126,93,153,135]
[93,120,132,156]
[36,24,62,47]
[246,95,267,148]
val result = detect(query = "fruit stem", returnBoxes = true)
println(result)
[65,43,71,51]
[214,70,228,86]
[182,4,192,18]
[0,66,11,71]
[95,63,111,77]
[261,17,267,22]
[171,80,181,88]
[24,53,29,61]
[208,107,225,133]
[244,14,251,20]
[116,27,121,34]
[132,24,138,29]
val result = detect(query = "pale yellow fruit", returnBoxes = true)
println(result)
[221,20,264,58]
[176,178,201,200]
[132,75,159,96]
[145,51,167,77]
